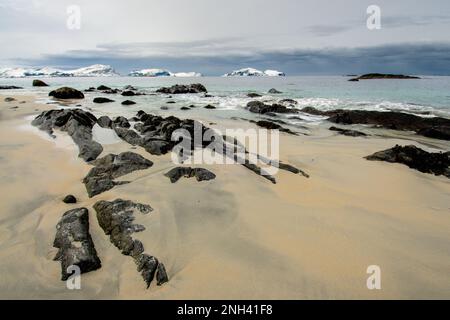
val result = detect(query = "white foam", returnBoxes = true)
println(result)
[92,124,122,145]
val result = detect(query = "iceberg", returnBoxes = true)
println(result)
[223,67,285,77]
[0,64,119,78]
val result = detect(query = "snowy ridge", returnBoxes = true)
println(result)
[128,68,202,77]
[223,67,285,77]
[0,64,119,78]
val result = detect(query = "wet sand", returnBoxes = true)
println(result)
[0,94,449,299]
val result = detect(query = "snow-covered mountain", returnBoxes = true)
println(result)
[128,68,202,77]
[0,64,119,78]
[223,67,285,77]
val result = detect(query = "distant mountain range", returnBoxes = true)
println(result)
[0,65,286,78]
[128,69,202,77]
[223,68,286,77]
[0,64,119,78]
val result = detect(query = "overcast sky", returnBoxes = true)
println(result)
[1,0,450,75]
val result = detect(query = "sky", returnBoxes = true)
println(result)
[1,0,450,75]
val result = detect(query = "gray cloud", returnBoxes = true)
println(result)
[18,42,450,76]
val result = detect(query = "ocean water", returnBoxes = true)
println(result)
[2,76,450,125]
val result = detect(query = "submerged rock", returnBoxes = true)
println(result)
[63,194,77,204]
[97,85,112,91]
[329,126,367,137]
[53,208,101,281]
[93,97,115,103]
[268,88,282,94]
[247,93,262,98]
[156,83,207,94]
[164,167,216,183]
[365,145,450,178]
[31,109,102,161]
[83,152,153,197]
[32,79,49,87]
[247,101,298,115]
[121,100,136,106]
[204,104,216,109]
[0,85,23,89]
[4,97,15,102]
[49,87,84,99]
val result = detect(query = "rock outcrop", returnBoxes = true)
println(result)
[329,126,367,137]
[365,145,450,178]
[93,97,114,103]
[300,107,450,141]
[349,73,420,81]
[247,101,298,115]
[156,83,207,94]
[164,167,216,183]
[31,109,103,161]
[83,152,153,197]
[49,87,84,99]
[53,208,101,280]
[32,79,49,87]
[93,199,168,288]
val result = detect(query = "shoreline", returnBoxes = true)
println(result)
[0,93,449,299]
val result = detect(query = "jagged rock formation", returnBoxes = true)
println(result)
[31,109,103,161]
[93,199,168,288]
[365,145,450,178]
[53,208,101,280]
[83,152,153,197]
[164,167,216,183]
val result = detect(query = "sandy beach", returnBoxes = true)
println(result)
[0,92,449,300]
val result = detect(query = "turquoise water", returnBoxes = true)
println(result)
[2,76,450,123]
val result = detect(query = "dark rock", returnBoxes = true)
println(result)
[112,116,130,128]
[156,83,207,94]
[121,90,136,96]
[164,167,216,183]
[53,208,101,281]
[113,127,143,146]
[300,107,450,141]
[180,106,190,110]
[122,100,136,106]
[93,199,167,288]
[204,104,216,109]
[63,195,77,204]
[166,101,176,104]
[156,263,169,286]
[268,88,282,94]
[4,97,15,102]
[160,106,169,110]
[85,87,96,92]
[83,152,153,197]
[49,87,84,99]
[247,93,262,98]
[417,126,450,140]
[97,85,111,91]
[31,109,102,161]
[123,85,137,91]
[329,126,367,137]
[97,116,113,128]
[247,101,298,115]
[254,120,297,135]
[32,79,49,87]
[0,85,23,89]
[137,254,159,288]
[365,145,450,178]
[350,73,420,81]
[93,97,114,103]
[348,78,359,82]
